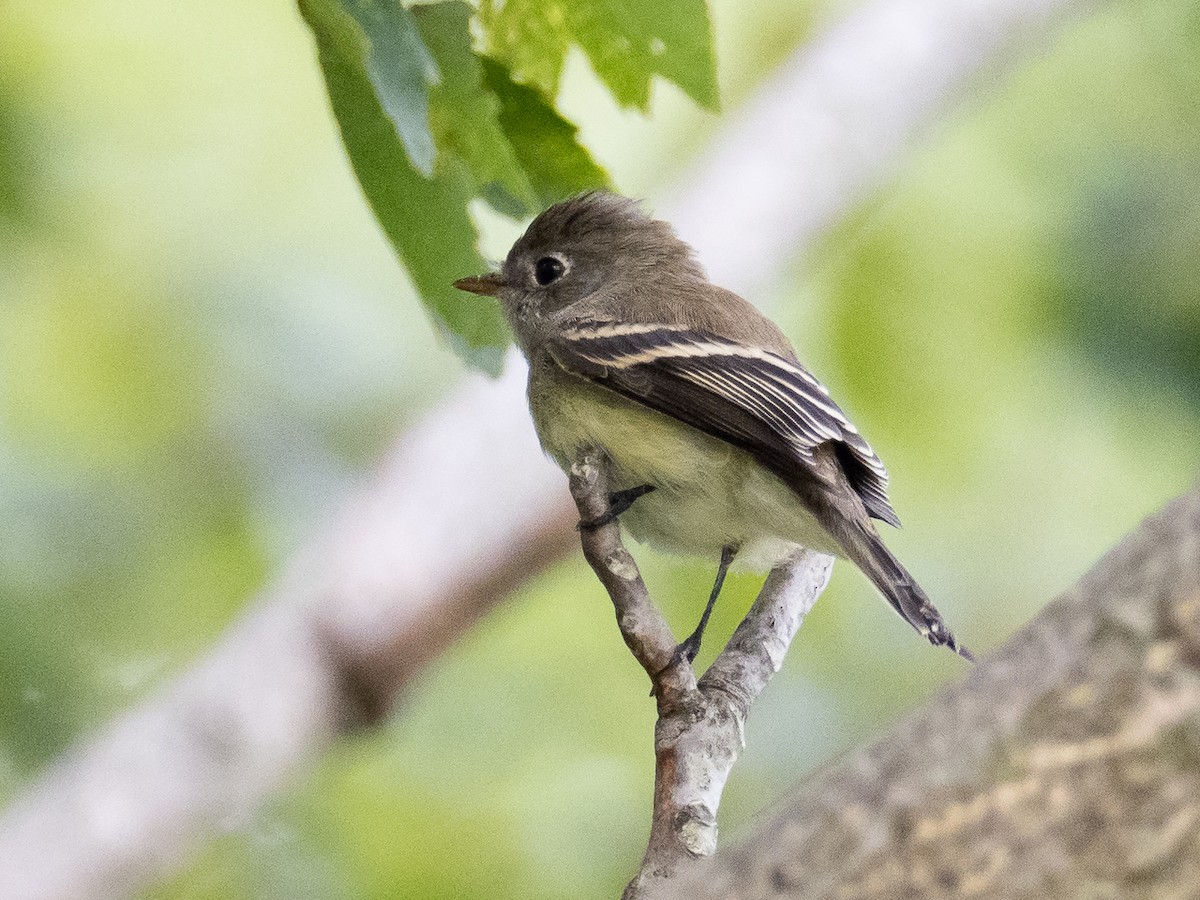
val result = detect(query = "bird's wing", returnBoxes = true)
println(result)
[546,319,901,528]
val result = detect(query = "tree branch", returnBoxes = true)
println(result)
[567,454,686,694]
[567,451,834,898]
[662,484,1200,899]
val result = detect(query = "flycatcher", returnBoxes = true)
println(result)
[456,192,971,662]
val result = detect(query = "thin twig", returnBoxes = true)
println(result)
[567,451,834,898]
[567,455,695,704]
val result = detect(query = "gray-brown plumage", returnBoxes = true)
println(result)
[455,192,971,660]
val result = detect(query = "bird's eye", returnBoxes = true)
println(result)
[534,256,565,286]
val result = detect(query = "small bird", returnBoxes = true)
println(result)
[455,192,971,663]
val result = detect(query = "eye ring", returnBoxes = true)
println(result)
[534,256,566,286]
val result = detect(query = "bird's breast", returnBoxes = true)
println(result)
[529,360,735,493]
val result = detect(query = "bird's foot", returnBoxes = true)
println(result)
[650,633,703,696]
[577,483,655,531]
[671,632,703,667]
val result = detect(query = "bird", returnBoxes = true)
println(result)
[454,191,971,663]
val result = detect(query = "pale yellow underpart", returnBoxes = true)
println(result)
[531,370,842,571]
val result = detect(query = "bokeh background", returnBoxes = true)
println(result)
[2,0,1199,896]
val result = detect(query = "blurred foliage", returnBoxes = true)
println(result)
[1,0,1199,897]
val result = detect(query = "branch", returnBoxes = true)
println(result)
[0,0,1092,896]
[567,452,834,898]
[567,454,686,692]
[662,484,1200,899]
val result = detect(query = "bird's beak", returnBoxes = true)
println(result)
[453,272,506,297]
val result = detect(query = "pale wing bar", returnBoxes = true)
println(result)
[551,320,902,528]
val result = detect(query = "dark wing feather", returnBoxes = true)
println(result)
[547,320,902,528]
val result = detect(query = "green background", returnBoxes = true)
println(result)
[1,0,1198,896]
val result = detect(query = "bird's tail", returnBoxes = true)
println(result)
[838,522,974,662]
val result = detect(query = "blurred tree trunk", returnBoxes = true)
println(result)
[664,484,1200,900]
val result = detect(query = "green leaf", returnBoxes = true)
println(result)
[300,0,509,374]
[478,0,572,103]
[326,0,440,176]
[412,2,537,218]
[479,0,718,112]
[481,58,610,206]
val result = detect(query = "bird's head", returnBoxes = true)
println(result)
[454,191,703,339]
